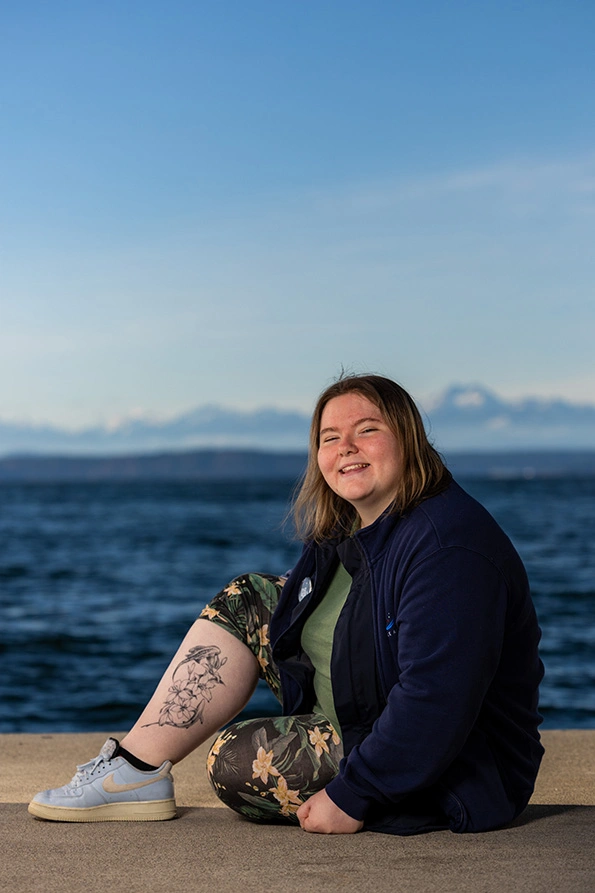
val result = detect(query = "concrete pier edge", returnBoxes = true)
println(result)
[1,729,594,893]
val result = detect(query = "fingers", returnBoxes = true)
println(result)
[296,800,310,830]
[297,789,363,834]
[299,814,324,834]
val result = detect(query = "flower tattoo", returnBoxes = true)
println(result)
[143,644,227,729]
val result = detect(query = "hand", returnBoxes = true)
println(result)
[297,789,364,834]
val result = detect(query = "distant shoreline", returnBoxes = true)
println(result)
[1,448,595,480]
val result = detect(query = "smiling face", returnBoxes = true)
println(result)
[317,391,403,528]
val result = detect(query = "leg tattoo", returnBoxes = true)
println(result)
[143,645,228,729]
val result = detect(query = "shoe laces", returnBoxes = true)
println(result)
[69,753,111,788]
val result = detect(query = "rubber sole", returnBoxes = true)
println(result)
[27,798,177,822]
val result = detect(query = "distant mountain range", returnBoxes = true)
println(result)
[1,448,594,481]
[1,384,594,456]
[423,385,595,450]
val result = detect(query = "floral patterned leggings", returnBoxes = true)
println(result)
[198,573,343,823]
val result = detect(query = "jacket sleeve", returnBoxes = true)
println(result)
[324,546,508,820]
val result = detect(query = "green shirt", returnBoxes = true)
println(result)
[300,561,352,737]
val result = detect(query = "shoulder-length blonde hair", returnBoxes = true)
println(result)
[292,373,451,542]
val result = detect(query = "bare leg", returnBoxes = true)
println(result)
[121,619,259,766]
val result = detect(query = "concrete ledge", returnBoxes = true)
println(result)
[3,729,594,806]
[1,730,594,893]
[1,732,224,808]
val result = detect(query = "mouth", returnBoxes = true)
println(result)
[339,463,370,474]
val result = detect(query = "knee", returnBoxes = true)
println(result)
[206,723,251,804]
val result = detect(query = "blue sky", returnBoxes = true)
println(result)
[1,0,594,429]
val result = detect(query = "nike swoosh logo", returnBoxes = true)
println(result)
[102,765,170,794]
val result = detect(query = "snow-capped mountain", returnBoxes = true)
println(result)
[1,385,594,456]
[424,385,595,450]
[0,406,311,455]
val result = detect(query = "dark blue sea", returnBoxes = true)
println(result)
[1,477,594,732]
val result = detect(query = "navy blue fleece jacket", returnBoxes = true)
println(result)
[269,480,544,833]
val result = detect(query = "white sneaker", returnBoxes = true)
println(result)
[28,738,176,822]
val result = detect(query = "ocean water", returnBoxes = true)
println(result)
[0,477,594,733]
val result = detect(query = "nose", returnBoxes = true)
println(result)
[338,435,357,456]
